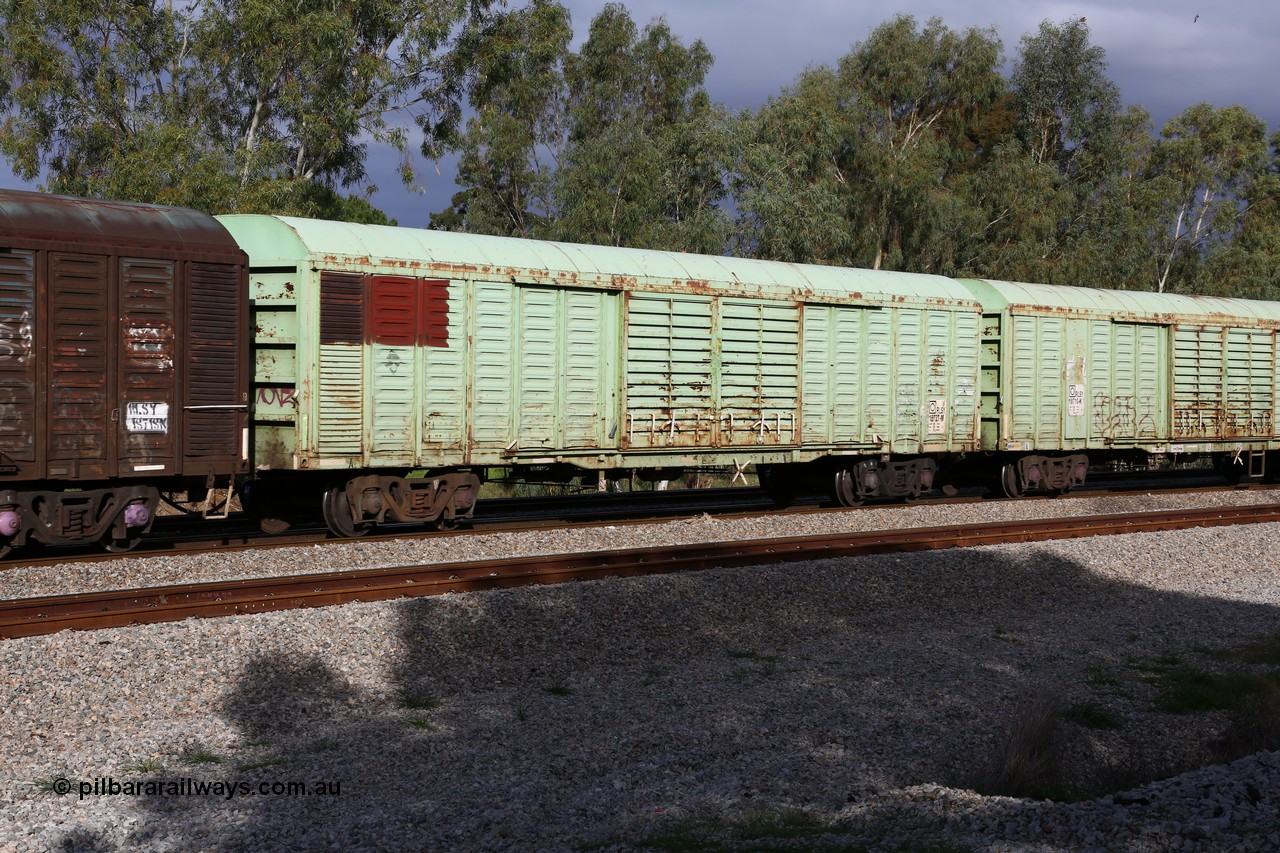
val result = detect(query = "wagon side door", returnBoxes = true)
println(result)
[117,257,178,477]
[47,252,114,479]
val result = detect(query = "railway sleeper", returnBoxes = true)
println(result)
[323,472,482,538]
[0,485,159,554]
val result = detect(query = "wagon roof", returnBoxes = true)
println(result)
[217,214,982,307]
[0,189,242,256]
[965,278,1280,325]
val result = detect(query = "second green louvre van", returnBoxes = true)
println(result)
[217,214,1280,533]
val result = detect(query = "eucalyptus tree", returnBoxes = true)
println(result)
[552,3,729,251]
[962,16,1156,288]
[0,0,496,217]
[432,0,573,236]
[1147,103,1271,293]
[733,15,1006,273]
[731,68,858,263]
[437,2,729,251]
[1208,130,1280,299]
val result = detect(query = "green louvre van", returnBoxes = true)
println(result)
[961,278,1280,495]
[217,215,986,530]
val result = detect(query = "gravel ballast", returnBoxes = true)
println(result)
[2,491,1279,851]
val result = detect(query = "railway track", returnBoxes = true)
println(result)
[3,502,1277,640]
[1,474,1269,572]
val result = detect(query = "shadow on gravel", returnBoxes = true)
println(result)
[58,537,1280,851]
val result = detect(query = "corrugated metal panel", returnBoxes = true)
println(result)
[1225,328,1273,436]
[0,249,36,466]
[470,282,515,446]
[922,309,979,444]
[1089,322,1165,443]
[367,276,419,459]
[421,281,466,463]
[518,286,557,449]
[625,293,714,448]
[185,262,246,462]
[800,304,863,445]
[48,253,109,476]
[949,311,980,442]
[894,309,923,443]
[865,309,893,442]
[1275,332,1280,438]
[1008,315,1064,446]
[119,258,175,471]
[719,300,798,445]
[317,272,364,455]
[562,289,616,448]
[1173,325,1223,439]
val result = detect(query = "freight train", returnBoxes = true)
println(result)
[2,188,1278,556]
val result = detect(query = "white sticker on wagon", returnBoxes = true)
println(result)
[125,402,169,433]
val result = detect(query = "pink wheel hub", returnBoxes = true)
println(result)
[124,503,151,529]
[0,510,20,537]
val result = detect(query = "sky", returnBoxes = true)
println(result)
[5,1,1277,226]
[379,0,1280,225]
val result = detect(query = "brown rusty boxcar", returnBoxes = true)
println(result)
[0,189,249,554]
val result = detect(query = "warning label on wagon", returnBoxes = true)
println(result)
[927,399,947,434]
[125,402,169,433]
[1067,384,1085,417]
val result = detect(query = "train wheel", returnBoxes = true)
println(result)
[833,469,863,507]
[1000,463,1023,498]
[322,488,371,538]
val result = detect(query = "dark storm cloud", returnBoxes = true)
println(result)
[565,0,1280,128]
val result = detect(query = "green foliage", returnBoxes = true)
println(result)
[1148,104,1272,293]
[1061,701,1124,731]
[0,0,491,218]
[177,745,224,766]
[3,3,1277,294]
[436,2,730,252]
[733,15,1007,274]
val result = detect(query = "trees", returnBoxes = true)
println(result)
[732,15,1006,273]
[433,0,572,237]
[1148,104,1271,293]
[435,2,730,251]
[0,0,494,217]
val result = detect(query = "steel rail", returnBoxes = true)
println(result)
[4,478,1271,573]
[3,503,1277,640]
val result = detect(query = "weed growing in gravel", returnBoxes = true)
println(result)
[1061,701,1124,731]
[32,774,70,795]
[1151,666,1280,714]
[1213,691,1280,760]
[1209,632,1280,666]
[515,706,529,721]
[408,717,439,731]
[121,757,164,774]
[642,665,668,686]
[972,696,1062,799]
[178,746,224,766]
[544,683,574,696]
[400,694,441,711]
[1083,662,1122,688]
[305,738,338,753]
